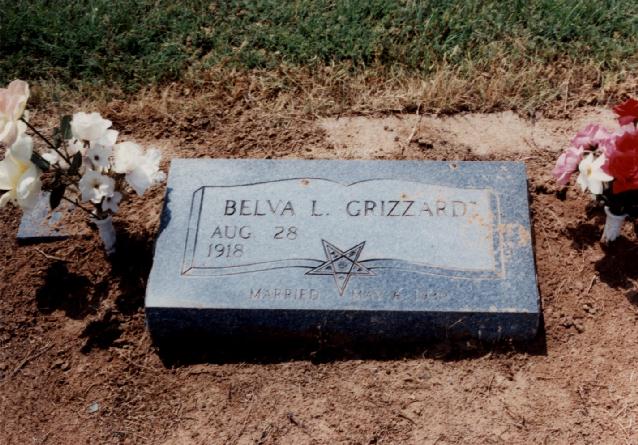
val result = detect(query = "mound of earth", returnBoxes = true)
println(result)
[1,106,637,444]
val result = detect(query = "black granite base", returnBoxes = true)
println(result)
[147,307,539,361]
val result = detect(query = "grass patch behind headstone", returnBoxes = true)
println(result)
[2,0,638,89]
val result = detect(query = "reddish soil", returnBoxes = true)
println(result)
[1,103,637,444]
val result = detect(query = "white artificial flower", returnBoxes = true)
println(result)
[67,138,87,156]
[41,151,58,164]
[125,148,166,195]
[78,170,115,204]
[112,142,165,195]
[42,150,70,169]
[91,129,118,149]
[112,141,143,173]
[87,145,112,171]
[15,169,41,209]
[101,191,122,213]
[576,153,613,195]
[70,112,112,142]
[0,119,26,148]
[0,134,42,210]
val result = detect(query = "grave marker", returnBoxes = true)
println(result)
[17,192,80,242]
[146,159,540,347]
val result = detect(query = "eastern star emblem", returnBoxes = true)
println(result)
[306,240,374,295]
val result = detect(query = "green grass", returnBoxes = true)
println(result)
[1,0,637,91]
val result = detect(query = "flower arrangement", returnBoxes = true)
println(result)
[553,98,638,242]
[0,80,165,253]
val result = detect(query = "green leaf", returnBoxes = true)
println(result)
[68,152,82,175]
[49,185,66,210]
[60,115,72,140]
[30,152,50,171]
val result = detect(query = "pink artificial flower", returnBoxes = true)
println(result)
[571,124,613,152]
[552,146,584,185]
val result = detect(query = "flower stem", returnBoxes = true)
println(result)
[20,117,72,165]
[61,196,95,217]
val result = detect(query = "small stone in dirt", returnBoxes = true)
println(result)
[583,303,596,315]
[87,402,99,414]
[573,319,585,333]
[417,138,434,149]
[560,317,573,328]
[51,359,70,371]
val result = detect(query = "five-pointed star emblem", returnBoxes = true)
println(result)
[306,240,374,295]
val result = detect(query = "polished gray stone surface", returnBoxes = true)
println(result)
[146,159,540,346]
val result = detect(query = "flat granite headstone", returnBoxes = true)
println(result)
[17,192,77,242]
[146,159,540,348]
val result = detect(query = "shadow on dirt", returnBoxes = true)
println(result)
[36,261,108,319]
[109,226,155,316]
[80,309,123,353]
[595,236,638,289]
[563,204,606,251]
[35,224,156,351]
[565,223,603,251]
[625,289,638,308]
[79,226,155,352]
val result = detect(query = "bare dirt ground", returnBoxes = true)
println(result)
[1,100,638,444]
